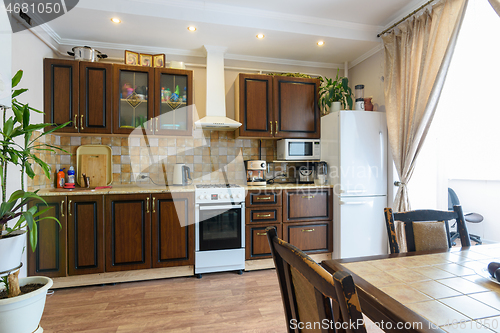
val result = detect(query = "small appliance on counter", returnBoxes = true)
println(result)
[246,160,267,186]
[173,163,192,185]
[315,161,328,185]
[298,164,315,184]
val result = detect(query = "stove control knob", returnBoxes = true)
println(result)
[224,194,229,199]
[230,194,234,199]
[197,195,203,200]
[236,194,241,199]
[204,195,209,200]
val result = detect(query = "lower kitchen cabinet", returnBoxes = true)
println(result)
[28,196,67,278]
[245,224,281,260]
[151,193,194,267]
[67,195,104,275]
[283,188,332,222]
[105,194,151,272]
[283,221,333,254]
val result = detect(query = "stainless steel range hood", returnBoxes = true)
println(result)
[194,45,241,131]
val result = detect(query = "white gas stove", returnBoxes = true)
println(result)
[194,184,246,277]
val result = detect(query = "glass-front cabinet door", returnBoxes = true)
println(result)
[113,65,154,134]
[154,68,193,136]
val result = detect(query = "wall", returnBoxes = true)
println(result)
[348,50,385,112]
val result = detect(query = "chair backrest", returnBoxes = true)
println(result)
[384,206,471,253]
[266,226,367,333]
[448,188,460,210]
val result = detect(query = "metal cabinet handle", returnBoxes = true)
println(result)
[60,200,65,217]
[275,121,278,135]
[256,232,267,236]
[269,121,273,135]
[256,214,272,218]
[302,229,315,233]
[146,197,150,214]
[68,200,72,216]
[80,115,84,130]
[256,196,272,201]
[74,114,78,130]
[302,195,315,199]
[152,197,156,213]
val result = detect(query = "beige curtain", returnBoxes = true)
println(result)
[489,0,500,16]
[383,0,468,214]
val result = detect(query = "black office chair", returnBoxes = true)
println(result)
[448,188,483,245]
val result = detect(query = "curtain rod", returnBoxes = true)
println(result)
[377,0,436,37]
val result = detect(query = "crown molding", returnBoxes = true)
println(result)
[349,43,384,69]
[225,53,342,70]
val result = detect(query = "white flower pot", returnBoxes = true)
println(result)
[0,276,53,333]
[0,230,26,275]
[330,101,341,112]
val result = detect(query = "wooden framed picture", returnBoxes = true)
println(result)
[140,53,153,67]
[124,50,139,66]
[153,54,165,68]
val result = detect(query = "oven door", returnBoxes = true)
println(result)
[195,203,244,252]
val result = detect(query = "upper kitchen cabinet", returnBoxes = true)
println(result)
[113,64,154,135]
[154,68,193,136]
[44,59,113,134]
[44,59,79,133]
[235,74,274,138]
[273,76,320,139]
[235,74,320,139]
[78,62,113,134]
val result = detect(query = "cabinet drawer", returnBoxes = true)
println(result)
[283,221,332,254]
[246,224,281,260]
[246,190,282,207]
[283,189,332,222]
[246,208,282,224]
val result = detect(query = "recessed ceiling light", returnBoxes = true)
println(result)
[111,18,121,24]
[317,41,324,46]
[256,34,265,39]
[188,26,197,32]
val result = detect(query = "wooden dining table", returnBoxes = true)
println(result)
[322,243,500,333]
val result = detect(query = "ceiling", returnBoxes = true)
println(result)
[37,0,429,68]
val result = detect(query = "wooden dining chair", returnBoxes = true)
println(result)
[384,205,471,254]
[266,226,367,333]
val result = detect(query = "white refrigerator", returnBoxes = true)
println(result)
[321,111,388,259]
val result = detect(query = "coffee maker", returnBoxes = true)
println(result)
[298,164,315,184]
[246,160,267,186]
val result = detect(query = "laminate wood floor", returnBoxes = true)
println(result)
[41,269,383,333]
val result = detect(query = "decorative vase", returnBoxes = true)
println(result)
[0,276,53,333]
[364,97,373,111]
[330,101,341,112]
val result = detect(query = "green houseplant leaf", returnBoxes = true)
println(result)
[318,68,353,114]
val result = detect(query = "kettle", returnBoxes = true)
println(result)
[173,163,192,186]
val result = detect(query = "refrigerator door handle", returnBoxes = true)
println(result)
[341,189,367,195]
[340,201,370,205]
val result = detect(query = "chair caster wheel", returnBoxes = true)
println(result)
[237,270,243,275]
[196,274,202,279]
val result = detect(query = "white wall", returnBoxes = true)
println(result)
[348,50,385,112]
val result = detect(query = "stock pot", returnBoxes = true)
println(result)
[67,46,108,62]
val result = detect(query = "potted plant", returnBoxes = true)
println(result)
[0,70,68,333]
[319,68,353,114]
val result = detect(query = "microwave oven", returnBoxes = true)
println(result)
[276,139,321,161]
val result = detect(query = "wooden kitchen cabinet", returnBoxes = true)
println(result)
[78,62,113,134]
[44,58,79,133]
[154,68,193,136]
[283,188,332,222]
[235,74,274,138]
[44,59,113,134]
[113,64,154,135]
[67,195,105,276]
[151,193,194,267]
[283,220,333,254]
[105,194,151,272]
[245,224,282,260]
[273,76,320,139]
[246,190,282,207]
[28,196,67,278]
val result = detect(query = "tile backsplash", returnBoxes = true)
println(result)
[28,130,276,190]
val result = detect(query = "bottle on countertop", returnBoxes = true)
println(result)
[67,166,75,184]
[57,168,66,188]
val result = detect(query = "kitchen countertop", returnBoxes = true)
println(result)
[36,183,333,196]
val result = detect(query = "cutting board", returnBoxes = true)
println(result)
[80,154,107,187]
